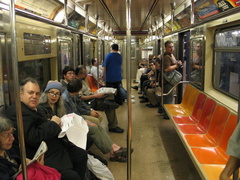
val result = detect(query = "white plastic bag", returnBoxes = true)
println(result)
[87,154,114,180]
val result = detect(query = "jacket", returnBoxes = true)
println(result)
[5,102,73,171]
[0,149,20,180]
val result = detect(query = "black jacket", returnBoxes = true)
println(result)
[5,102,73,171]
[0,149,20,180]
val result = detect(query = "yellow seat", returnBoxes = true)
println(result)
[165,85,199,116]
[201,164,226,180]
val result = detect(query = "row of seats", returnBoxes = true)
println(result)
[164,84,238,180]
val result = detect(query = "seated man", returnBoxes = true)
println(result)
[5,77,87,180]
[139,61,158,104]
[61,66,76,90]
[90,58,105,87]
[75,65,124,133]
[220,122,240,180]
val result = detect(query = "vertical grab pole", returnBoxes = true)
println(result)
[161,13,165,107]
[191,0,195,25]
[233,84,240,179]
[126,0,132,180]
[170,3,175,32]
[95,15,100,89]
[9,1,28,179]
[64,0,68,26]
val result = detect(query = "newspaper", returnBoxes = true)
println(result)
[96,87,117,94]
[12,141,47,179]
[59,113,89,150]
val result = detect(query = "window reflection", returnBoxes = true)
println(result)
[190,38,204,88]
[18,59,51,90]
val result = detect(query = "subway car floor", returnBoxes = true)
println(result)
[88,81,202,180]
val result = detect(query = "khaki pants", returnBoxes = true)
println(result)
[146,88,161,105]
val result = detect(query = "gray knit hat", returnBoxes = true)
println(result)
[44,80,63,93]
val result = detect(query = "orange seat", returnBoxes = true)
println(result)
[177,98,216,134]
[86,75,98,92]
[184,105,230,147]
[165,85,199,116]
[191,114,238,164]
[173,93,207,124]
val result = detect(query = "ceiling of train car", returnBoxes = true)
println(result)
[75,0,186,36]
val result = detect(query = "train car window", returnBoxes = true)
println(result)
[189,38,204,89]
[24,33,51,55]
[18,59,51,91]
[213,27,240,99]
[58,39,73,74]
[83,36,94,73]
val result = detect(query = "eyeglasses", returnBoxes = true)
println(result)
[67,72,75,76]
[0,128,16,140]
[48,91,60,97]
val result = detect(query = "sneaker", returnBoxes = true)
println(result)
[109,127,124,133]
[131,95,135,99]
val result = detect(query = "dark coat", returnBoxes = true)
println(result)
[5,102,73,171]
[0,149,20,180]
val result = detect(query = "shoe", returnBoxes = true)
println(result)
[109,127,124,133]
[109,156,127,162]
[114,147,134,157]
[158,107,163,113]
[131,86,138,90]
[163,114,169,119]
[140,98,148,103]
[131,95,135,99]
[146,103,150,107]
[103,99,119,109]
[148,104,159,108]
[116,101,123,105]
[138,96,145,99]
[138,91,142,94]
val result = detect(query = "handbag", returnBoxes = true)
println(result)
[87,154,114,180]
[163,70,182,86]
[16,162,61,180]
[190,69,200,82]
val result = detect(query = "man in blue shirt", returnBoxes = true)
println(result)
[102,44,125,106]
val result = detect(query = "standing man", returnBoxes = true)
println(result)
[159,41,182,119]
[102,44,124,105]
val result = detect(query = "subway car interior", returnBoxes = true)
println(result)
[0,0,240,179]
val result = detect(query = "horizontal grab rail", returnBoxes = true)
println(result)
[156,81,201,97]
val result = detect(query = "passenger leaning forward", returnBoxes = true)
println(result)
[61,79,132,162]
[5,77,87,180]
[75,65,124,133]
